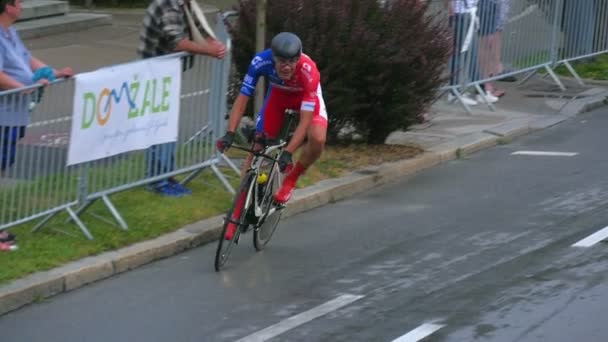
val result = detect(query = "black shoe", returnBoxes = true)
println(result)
[498,75,517,82]
[0,231,16,243]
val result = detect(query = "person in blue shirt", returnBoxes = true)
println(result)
[0,0,73,176]
[0,0,73,245]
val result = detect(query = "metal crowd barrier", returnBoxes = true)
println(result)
[436,0,608,113]
[552,0,608,85]
[0,14,236,240]
[0,83,82,234]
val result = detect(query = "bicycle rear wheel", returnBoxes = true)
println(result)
[214,173,254,271]
[253,163,283,251]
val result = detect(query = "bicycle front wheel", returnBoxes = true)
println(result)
[253,163,283,251]
[214,173,254,271]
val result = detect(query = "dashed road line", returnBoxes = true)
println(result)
[391,323,445,342]
[573,226,608,247]
[235,294,364,342]
[511,151,578,157]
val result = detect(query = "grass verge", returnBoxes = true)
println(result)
[554,55,608,81]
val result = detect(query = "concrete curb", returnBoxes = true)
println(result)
[0,99,604,316]
[16,13,113,39]
[558,88,608,117]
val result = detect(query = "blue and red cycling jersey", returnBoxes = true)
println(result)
[240,49,328,137]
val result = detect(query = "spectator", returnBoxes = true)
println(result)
[477,0,507,101]
[0,0,72,176]
[446,0,481,106]
[492,0,511,87]
[137,0,225,197]
[0,0,73,247]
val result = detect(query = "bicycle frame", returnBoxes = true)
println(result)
[231,139,286,226]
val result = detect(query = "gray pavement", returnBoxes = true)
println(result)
[2,10,608,317]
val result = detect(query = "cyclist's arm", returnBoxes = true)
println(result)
[226,93,249,133]
[225,54,264,133]
[285,109,312,154]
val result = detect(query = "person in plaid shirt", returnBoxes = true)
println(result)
[138,0,225,197]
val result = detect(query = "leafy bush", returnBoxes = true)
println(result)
[228,0,450,144]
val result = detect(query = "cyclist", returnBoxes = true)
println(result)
[217,32,328,205]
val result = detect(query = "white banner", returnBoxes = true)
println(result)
[67,57,182,166]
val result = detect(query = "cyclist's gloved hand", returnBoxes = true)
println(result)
[278,151,293,173]
[216,131,235,153]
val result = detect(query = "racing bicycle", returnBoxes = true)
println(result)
[214,109,297,271]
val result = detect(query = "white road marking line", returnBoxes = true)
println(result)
[511,151,578,157]
[573,226,608,247]
[391,323,445,342]
[235,294,364,342]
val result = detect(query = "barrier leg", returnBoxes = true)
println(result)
[102,195,128,230]
[65,199,96,224]
[66,207,94,240]
[544,65,566,91]
[211,163,235,194]
[181,167,205,186]
[220,153,240,175]
[562,61,585,86]
[450,88,473,115]
[32,207,94,240]
[519,69,539,85]
[31,211,60,233]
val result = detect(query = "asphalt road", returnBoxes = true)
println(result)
[2,108,608,342]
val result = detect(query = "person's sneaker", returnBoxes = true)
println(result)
[0,242,17,251]
[476,92,499,104]
[170,182,192,195]
[497,75,517,82]
[0,231,15,243]
[154,183,184,197]
[447,93,478,106]
[274,178,296,204]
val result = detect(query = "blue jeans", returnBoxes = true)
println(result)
[0,126,26,171]
[145,142,176,187]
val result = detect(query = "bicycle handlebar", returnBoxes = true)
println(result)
[227,141,286,162]
[221,108,296,160]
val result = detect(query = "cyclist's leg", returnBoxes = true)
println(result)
[275,87,328,203]
[298,90,328,167]
[256,87,293,139]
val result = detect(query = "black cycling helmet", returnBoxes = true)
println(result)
[271,32,302,59]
